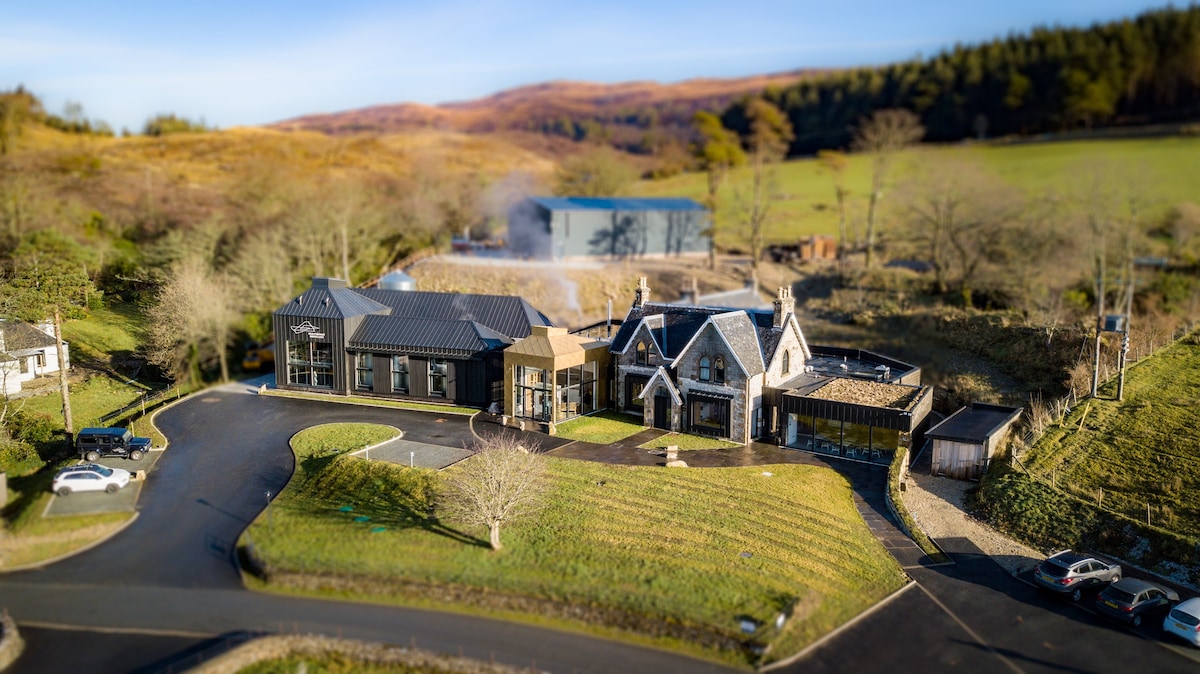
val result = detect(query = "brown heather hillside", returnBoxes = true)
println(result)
[272,72,824,154]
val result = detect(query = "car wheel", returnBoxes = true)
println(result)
[85,451,100,462]
[1071,588,1083,602]
[130,450,144,461]
[105,483,119,494]
[1132,614,1143,628]
[57,486,71,497]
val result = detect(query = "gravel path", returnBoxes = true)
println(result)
[901,469,1044,576]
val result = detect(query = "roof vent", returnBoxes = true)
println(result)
[323,297,330,307]
[296,295,303,306]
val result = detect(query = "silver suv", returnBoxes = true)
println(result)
[1034,550,1122,602]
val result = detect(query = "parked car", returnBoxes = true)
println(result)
[76,426,151,462]
[1163,597,1200,647]
[51,463,131,496]
[1033,550,1122,601]
[1096,578,1180,627]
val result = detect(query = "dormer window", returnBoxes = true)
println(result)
[715,356,725,384]
[636,341,647,365]
[699,356,711,381]
[782,350,790,375]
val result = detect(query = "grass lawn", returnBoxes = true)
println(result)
[244,424,905,667]
[553,410,645,444]
[0,508,134,569]
[20,374,154,431]
[264,389,478,416]
[60,302,146,369]
[1016,334,1200,535]
[634,135,1200,248]
[291,424,402,457]
[639,433,741,450]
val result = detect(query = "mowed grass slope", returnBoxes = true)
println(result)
[246,430,904,665]
[635,136,1200,248]
[1020,334,1200,535]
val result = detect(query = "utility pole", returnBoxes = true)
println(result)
[1116,265,1134,401]
[1091,270,1105,398]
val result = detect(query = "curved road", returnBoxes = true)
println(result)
[3,381,1199,673]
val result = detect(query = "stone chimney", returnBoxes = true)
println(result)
[773,286,794,328]
[634,276,651,309]
[679,277,699,305]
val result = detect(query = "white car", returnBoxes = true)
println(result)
[1164,597,1200,647]
[52,463,131,496]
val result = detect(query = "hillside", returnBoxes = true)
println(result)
[272,72,822,154]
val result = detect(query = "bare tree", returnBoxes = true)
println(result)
[439,433,547,551]
[898,157,1018,303]
[737,98,793,275]
[144,256,237,384]
[693,111,746,269]
[852,109,924,268]
[817,149,851,263]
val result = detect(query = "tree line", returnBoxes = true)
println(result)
[722,5,1200,155]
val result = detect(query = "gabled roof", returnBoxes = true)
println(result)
[505,327,607,359]
[705,312,766,376]
[355,289,551,339]
[638,366,682,405]
[527,196,707,212]
[0,320,56,352]
[275,285,391,320]
[349,316,511,358]
[612,303,789,377]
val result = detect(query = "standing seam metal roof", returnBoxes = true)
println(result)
[529,196,707,212]
[353,289,551,339]
[349,316,511,357]
[274,287,391,319]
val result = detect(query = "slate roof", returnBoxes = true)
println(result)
[0,320,56,352]
[349,316,511,358]
[612,302,784,376]
[528,196,707,212]
[926,403,1023,444]
[355,289,552,339]
[275,285,391,320]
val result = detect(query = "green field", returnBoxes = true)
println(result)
[974,332,1200,584]
[244,425,905,666]
[635,136,1200,248]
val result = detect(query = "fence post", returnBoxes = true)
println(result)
[1147,502,1151,527]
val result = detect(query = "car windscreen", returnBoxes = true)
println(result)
[1170,608,1200,626]
[1105,588,1137,603]
[93,465,113,477]
[1040,561,1070,578]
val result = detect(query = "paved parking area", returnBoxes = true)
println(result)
[43,450,161,516]
[352,438,473,469]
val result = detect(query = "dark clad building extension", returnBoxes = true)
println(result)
[273,278,552,407]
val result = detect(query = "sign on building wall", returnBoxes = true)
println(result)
[290,321,326,339]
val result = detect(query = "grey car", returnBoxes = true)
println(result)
[1033,550,1122,602]
[1096,578,1179,627]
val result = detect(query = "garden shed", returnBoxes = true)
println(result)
[927,402,1023,480]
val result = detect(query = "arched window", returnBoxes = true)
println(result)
[714,356,725,384]
[782,350,790,375]
[699,356,711,381]
[636,341,647,365]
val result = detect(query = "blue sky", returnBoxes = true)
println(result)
[1,1,1167,132]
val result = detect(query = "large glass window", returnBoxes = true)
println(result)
[391,355,409,393]
[625,375,648,409]
[513,365,551,421]
[286,340,334,389]
[355,353,373,390]
[688,395,730,437]
[429,358,448,397]
[813,417,842,455]
[699,356,711,382]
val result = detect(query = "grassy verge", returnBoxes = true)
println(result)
[888,449,949,564]
[291,424,402,457]
[263,389,478,416]
[639,433,741,450]
[242,424,905,667]
[0,508,134,569]
[973,332,1200,586]
[553,410,646,444]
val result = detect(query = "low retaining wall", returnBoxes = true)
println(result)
[0,610,24,671]
[186,634,532,674]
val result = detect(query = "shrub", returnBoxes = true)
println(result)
[0,437,43,475]
[5,410,58,444]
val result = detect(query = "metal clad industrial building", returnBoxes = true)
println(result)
[507,196,710,260]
